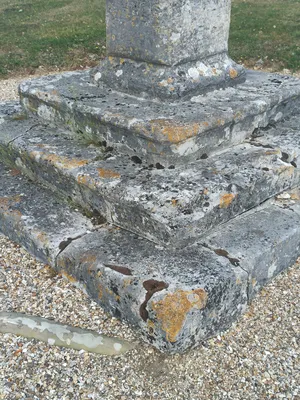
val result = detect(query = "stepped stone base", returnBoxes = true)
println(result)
[1,102,300,246]
[1,68,300,352]
[19,70,300,166]
[1,160,300,352]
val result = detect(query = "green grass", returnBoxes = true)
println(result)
[230,0,300,71]
[0,0,106,77]
[0,0,299,78]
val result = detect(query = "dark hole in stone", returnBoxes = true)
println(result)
[214,248,240,266]
[59,237,73,251]
[270,79,282,84]
[168,165,175,169]
[214,248,229,257]
[200,153,208,159]
[262,167,270,171]
[203,202,210,207]
[281,152,289,162]
[91,209,106,225]
[140,279,169,321]
[156,163,165,169]
[131,155,142,164]
[114,308,121,318]
[104,264,132,276]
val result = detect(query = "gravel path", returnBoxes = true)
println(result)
[0,75,300,400]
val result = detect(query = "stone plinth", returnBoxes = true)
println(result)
[91,0,245,100]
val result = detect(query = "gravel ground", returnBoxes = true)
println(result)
[0,75,300,400]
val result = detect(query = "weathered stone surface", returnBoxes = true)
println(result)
[90,0,245,99]
[1,128,300,352]
[19,70,300,165]
[1,164,297,352]
[91,54,245,101]
[56,194,300,352]
[105,0,231,66]
[0,162,93,265]
[202,200,300,299]
[56,228,248,353]
[1,103,300,246]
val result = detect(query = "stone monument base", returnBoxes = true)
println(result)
[0,69,300,352]
[19,70,300,166]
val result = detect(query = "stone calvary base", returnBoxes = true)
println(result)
[1,0,300,353]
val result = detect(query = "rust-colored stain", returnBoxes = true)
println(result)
[98,168,121,179]
[30,151,89,169]
[171,199,178,206]
[104,264,132,276]
[220,193,236,208]
[229,68,238,79]
[9,168,21,176]
[147,120,200,144]
[152,288,208,343]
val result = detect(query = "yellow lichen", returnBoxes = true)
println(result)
[98,168,121,179]
[220,193,236,208]
[30,152,89,169]
[148,120,200,144]
[229,68,238,79]
[152,289,208,343]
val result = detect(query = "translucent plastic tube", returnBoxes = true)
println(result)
[0,312,136,355]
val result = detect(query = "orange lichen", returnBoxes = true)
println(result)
[229,68,238,79]
[30,152,89,169]
[152,288,208,343]
[98,168,121,179]
[77,174,97,188]
[220,193,236,208]
[148,120,200,144]
[61,271,78,284]
[291,192,300,201]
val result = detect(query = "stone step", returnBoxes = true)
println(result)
[19,69,300,166]
[0,161,93,266]
[1,101,300,246]
[1,160,300,352]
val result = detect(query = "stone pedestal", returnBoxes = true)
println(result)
[1,0,300,353]
[91,0,245,100]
